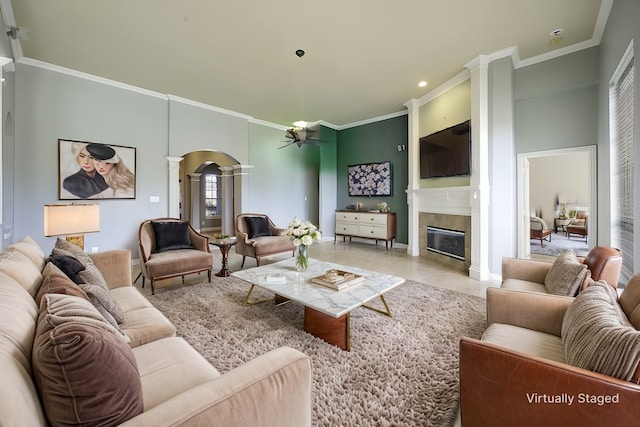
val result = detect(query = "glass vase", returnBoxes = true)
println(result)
[296,244,309,272]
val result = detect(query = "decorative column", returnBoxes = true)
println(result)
[233,164,254,219]
[464,55,491,281]
[189,173,202,232]
[403,98,421,256]
[220,166,235,235]
[166,156,183,218]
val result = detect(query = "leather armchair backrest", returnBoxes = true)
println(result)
[619,274,640,330]
[582,246,622,288]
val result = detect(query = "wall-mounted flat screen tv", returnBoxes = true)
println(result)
[347,161,392,196]
[419,120,471,179]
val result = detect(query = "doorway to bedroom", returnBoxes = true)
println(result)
[517,146,596,259]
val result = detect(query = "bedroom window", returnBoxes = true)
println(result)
[610,42,634,284]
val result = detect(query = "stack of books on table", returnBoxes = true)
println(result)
[311,270,364,291]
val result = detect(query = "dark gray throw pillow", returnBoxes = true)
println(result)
[151,221,193,253]
[48,254,86,284]
[245,216,272,239]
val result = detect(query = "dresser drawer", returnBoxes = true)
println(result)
[357,213,387,225]
[359,225,388,239]
[335,223,359,235]
[336,212,359,223]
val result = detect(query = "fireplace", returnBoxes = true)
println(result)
[427,226,465,261]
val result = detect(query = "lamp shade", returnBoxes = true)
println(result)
[44,204,100,236]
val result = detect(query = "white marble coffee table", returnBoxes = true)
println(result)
[231,257,405,350]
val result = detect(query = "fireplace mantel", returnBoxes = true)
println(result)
[410,186,472,216]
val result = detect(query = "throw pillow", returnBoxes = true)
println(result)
[48,254,86,284]
[245,216,272,239]
[0,250,43,297]
[32,294,142,426]
[78,282,125,327]
[562,280,640,382]
[55,237,93,266]
[151,221,194,252]
[544,250,589,296]
[5,235,46,271]
[36,263,89,307]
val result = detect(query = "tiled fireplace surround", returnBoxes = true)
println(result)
[419,213,471,272]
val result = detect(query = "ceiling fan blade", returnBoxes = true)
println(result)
[278,141,296,149]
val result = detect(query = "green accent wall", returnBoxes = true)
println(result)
[337,116,408,244]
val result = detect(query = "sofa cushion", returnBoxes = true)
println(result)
[562,280,640,382]
[111,287,177,347]
[5,236,46,271]
[500,279,548,294]
[48,254,85,284]
[481,323,565,364]
[245,216,272,239]
[78,282,125,328]
[151,221,194,253]
[0,250,43,297]
[133,337,220,410]
[544,250,588,296]
[36,263,89,307]
[145,249,213,278]
[32,294,142,425]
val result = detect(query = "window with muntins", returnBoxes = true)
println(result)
[205,174,222,217]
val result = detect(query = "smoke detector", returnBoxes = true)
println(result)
[549,28,564,46]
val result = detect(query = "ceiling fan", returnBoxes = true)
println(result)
[279,122,325,149]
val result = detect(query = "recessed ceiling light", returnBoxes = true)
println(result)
[418,81,428,88]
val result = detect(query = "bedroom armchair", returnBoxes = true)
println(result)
[235,213,296,268]
[138,218,214,294]
[530,216,553,247]
[566,210,588,241]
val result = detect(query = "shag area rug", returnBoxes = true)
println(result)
[148,277,486,426]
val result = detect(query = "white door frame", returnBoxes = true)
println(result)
[516,145,597,258]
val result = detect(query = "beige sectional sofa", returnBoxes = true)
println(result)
[0,236,312,426]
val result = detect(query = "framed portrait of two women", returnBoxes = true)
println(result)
[58,139,136,200]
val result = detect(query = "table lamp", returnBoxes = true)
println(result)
[44,203,100,250]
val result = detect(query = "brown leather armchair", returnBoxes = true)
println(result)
[235,213,295,268]
[460,280,640,426]
[501,245,623,294]
[566,210,588,241]
[138,218,214,294]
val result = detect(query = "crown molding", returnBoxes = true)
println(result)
[17,57,168,100]
[167,94,252,120]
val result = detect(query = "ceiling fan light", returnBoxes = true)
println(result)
[293,120,308,128]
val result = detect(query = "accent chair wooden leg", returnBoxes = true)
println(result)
[241,256,246,269]
[141,276,145,288]
[151,280,155,295]
[208,270,212,282]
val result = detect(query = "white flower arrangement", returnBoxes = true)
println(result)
[285,217,322,246]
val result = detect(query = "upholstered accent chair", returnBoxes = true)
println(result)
[138,218,214,294]
[235,213,296,268]
[566,210,588,241]
[530,216,553,247]
[501,245,623,295]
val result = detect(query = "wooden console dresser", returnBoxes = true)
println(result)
[335,211,396,249]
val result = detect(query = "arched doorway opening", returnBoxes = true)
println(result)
[180,150,240,236]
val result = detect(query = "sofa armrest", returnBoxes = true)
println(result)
[487,288,573,337]
[460,337,640,426]
[502,257,552,284]
[89,249,132,289]
[120,347,312,427]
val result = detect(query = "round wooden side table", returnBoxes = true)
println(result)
[210,239,237,277]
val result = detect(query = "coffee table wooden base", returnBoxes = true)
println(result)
[304,307,351,351]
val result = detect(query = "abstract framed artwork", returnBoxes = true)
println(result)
[58,139,136,200]
[347,161,392,197]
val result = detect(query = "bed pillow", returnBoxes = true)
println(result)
[245,216,272,239]
[562,280,640,382]
[544,250,589,296]
[151,221,194,252]
[32,294,142,426]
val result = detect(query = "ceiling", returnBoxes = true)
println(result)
[7,0,608,128]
